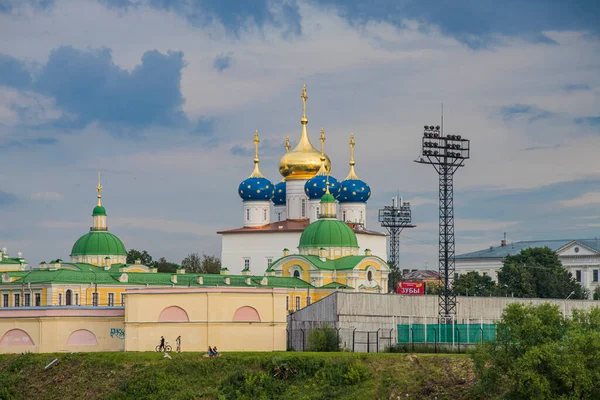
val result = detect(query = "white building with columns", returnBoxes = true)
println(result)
[455,237,600,298]
[219,85,387,275]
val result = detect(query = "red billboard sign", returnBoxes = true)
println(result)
[396,281,425,295]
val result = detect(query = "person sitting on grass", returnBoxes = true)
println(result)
[212,346,220,357]
[203,346,214,358]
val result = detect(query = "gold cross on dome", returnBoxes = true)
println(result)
[301,84,308,118]
[96,172,103,206]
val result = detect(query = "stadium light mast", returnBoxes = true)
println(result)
[378,197,416,292]
[415,124,470,320]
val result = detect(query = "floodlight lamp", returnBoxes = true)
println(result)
[435,125,440,131]
[424,125,429,130]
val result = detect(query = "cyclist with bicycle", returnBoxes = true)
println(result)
[158,336,165,352]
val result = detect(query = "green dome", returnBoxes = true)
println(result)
[92,206,106,216]
[71,231,127,256]
[320,193,336,203]
[298,219,359,249]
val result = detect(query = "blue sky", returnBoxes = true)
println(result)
[1,0,599,269]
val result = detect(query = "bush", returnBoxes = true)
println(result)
[307,323,340,352]
[593,286,600,300]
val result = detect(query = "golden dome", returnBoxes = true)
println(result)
[278,85,331,180]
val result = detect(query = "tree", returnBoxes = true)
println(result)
[126,249,153,266]
[594,287,600,301]
[471,303,600,399]
[153,257,180,273]
[425,282,443,295]
[453,271,497,296]
[498,247,587,299]
[181,253,221,274]
[387,262,401,294]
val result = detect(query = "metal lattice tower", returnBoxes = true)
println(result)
[378,197,416,292]
[415,125,470,320]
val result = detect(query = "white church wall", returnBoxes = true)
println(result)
[355,233,387,262]
[221,231,302,275]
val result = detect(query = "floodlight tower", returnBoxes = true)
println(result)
[415,124,470,320]
[378,197,416,292]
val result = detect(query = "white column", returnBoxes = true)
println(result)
[243,201,271,227]
[286,180,309,220]
[339,202,367,228]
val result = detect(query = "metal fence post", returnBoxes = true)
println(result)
[376,328,381,353]
[433,327,437,353]
[352,328,356,352]
[410,327,414,352]
[480,326,483,344]
[300,329,305,351]
[389,328,393,350]
[367,331,370,353]
[336,328,341,351]
[456,327,460,353]
[286,329,290,350]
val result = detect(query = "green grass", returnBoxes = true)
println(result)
[0,352,474,400]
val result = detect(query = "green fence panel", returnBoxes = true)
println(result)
[397,323,498,344]
[397,324,410,343]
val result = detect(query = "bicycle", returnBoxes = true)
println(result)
[156,342,172,352]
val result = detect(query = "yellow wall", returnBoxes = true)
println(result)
[0,315,124,353]
[124,288,287,352]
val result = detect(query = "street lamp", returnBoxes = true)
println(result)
[564,290,576,317]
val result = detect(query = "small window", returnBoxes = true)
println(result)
[293,270,300,278]
[263,209,267,221]
[277,212,281,222]
[367,270,373,281]
[35,293,41,306]
[92,293,99,307]
[246,209,250,221]
[307,296,311,306]
[244,258,250,269]
[296,296,301,310]
[121,293,125,306]
[3,293,8,307]
[316,206,320,218]
[576,270,582,282]
[301,199,306,218]
[286,296,290,310]
[58,293,62,306]
[108,293,115,307]
[342,211,346,221]
[594,270,599,282]
[266,258,273,267]
[14,293,21,307]
[360,210,364,223]
[24,293,31,307]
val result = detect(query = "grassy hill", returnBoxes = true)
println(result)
[0,352,474,399]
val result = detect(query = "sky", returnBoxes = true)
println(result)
[1,0,599,270]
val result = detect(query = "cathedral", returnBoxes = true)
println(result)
[218,85,390,293]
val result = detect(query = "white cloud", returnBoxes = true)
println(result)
[31,192,64,201]
[111,217,222,237]
[559,192,600,207]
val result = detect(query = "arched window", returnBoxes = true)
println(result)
[0,329,34,347]
[293,270,300,278]
[65,289,72,306]
[246,209,250,221]
[367,270,373,282]
[66,329,98,346]
[301,199,306,217]
[232,306,261,322]
[342,211,346,221]
[158,306,190,322]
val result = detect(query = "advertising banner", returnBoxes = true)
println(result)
[396,281,425,295]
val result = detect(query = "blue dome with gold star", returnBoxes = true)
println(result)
[238,177,274,201]
[304,175,341,200]
[337,178,371,203]
[272,181,286,205]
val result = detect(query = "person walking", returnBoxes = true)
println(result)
[159,336,165,352]
[176,336,181,353]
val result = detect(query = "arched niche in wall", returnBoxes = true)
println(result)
[67,329,98,346]
[158,306,190,322]
[0,329,34,347]
[232,306,261,322]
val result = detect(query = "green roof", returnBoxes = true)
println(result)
[321,281,354,289]
[92,205,106,216]
[1,269,316,289]
[298,219,358,249]
[320,193,336,203]
[71,231,127,256]
[0,257,23,265]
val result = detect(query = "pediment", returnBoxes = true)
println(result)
[556,241,598,256]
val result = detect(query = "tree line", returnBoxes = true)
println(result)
[425,247,592,300]
[126,249,221,274]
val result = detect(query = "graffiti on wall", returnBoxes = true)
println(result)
[110,328,125,339]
